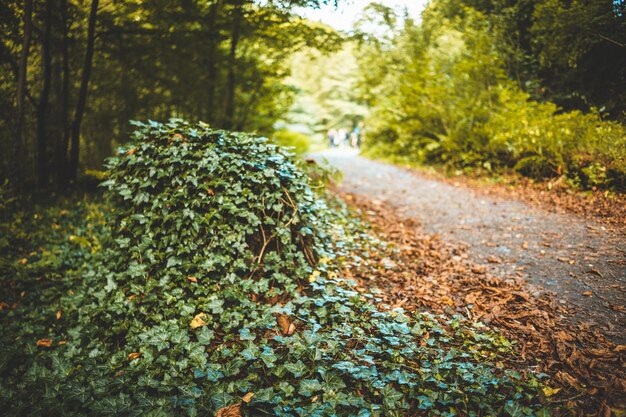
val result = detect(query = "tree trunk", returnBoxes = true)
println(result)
[56,0,70,189]
[69,0,99,183]
[14,0,33,191]
[206,0,220,124]
[236,78,263,131]
[222,0,243,130]
[36,0,53,189]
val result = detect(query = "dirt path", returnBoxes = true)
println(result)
[317,149,626,343]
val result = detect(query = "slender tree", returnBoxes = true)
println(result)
[69,0,99,183]
[36,0,54,188]
[206,0,221,124]
[14,0,33,190]
[56,0,71,188]
[223,0,243,130]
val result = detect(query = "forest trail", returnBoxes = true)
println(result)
[317,149,626,343]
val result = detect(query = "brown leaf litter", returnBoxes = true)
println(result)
[340,192,625,416]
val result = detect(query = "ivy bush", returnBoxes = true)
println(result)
[1,120,551,416]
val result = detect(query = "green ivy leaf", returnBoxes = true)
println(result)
[299,379,322,397]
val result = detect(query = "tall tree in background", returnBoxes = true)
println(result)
[223,0,243,130]
[36,0,53,188]
[55,0,71,187]
[206,0,222,125]
[434,0,626,118]
[68,0,98,184]
[531,0,626,116]
[0,0,341,192]
[13,0,33,191]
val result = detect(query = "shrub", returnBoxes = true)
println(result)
[271,129,311,154]
[0,120,550,416]
[360,7,626,190]
[486,87,626,188]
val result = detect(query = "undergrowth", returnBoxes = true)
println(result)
[1,120,553,416]
[360,6,626,192]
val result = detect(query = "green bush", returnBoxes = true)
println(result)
[485,87,626,188]
[271,129,311,154]
[1,120,551,416]
[361,5,626,190]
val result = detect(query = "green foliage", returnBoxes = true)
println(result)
[0,193,108,413]
[359,3,626,191]
[1,120,552,416]
[429,0,626,119]
[485,90,626,188]
[0,0,343,188]
[280,43,368,143]
[271,129,311,154]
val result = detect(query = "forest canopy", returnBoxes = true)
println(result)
[2,0,624,191]
[0,0,342,190]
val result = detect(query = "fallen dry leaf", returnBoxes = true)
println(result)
[542,386,561,397]
[187,276,198,283]
[190,313,208,329]
[241,392,254,403]
[56,310,62,320]
[556,370,581,389]
[471,265,487,274]
[277,313,296,336]
[126,148,137,156]
[486,256,502,264]
[440,296,454,306]
[582,291,593,297]
[215,404,241,417]
[36,339,53,347]
[128,352,142,360]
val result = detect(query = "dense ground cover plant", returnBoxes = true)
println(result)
[0,192,108,409]
[1,120,552,416]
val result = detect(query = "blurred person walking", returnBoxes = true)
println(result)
[327,128,337,148]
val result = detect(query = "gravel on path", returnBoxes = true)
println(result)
[316,149,626,343]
